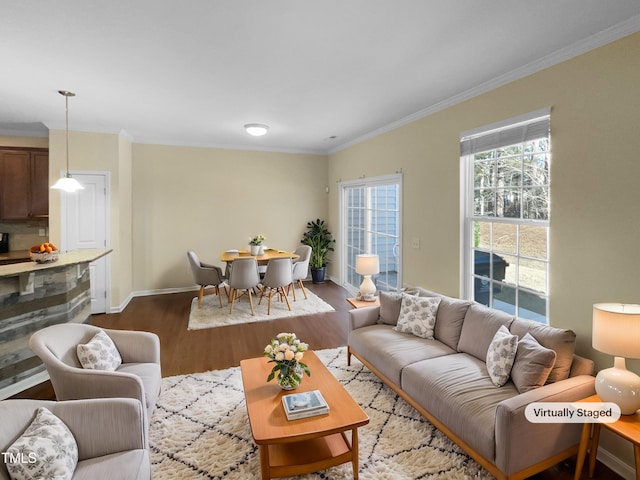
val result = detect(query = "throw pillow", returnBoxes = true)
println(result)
[378,291,404,325]
[77,329,122,371]
[511,333,557,393]
[394,294,441,339]
[486,325,518,387]
[5,407,78,480]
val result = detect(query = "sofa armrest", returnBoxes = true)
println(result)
[53,398,147,457]
[494,375,596,475]
[348,306,380,331]
[49,362,146,405]
[106,329,161,365]
[570,354,595,377]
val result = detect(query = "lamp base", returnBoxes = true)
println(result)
[359,275,376,299]
[595,357,640,415]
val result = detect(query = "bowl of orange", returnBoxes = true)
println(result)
[30,242,59,263]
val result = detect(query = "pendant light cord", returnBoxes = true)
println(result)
[58,90,75,178]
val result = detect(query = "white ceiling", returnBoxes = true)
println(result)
[2,1,640,154]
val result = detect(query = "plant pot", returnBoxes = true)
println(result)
[310,267,326,284]
[250,245,260,255]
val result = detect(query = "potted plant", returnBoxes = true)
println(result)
[301,218,335,284]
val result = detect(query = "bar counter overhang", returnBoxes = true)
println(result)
[0,249,112,399]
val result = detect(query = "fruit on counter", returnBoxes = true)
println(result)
[30,242,59,254]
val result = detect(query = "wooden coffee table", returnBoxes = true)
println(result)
[240,351,369,480]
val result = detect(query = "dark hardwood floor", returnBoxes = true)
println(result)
[14,281,622,480]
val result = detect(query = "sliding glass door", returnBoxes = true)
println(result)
[340,174,402,294]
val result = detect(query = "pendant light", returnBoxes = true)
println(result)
[51,90,84,192]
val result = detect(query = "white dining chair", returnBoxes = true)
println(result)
[228,257,261,315]
[259,257,292,315]
[290,245,311,300]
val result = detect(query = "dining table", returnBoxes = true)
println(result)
[220,248,299,265]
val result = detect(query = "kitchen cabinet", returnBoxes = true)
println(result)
[0,148,49,220]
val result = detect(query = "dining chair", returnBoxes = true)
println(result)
[290,245,311,300]
[187,251,228,308]
[259,258,293,315]
[228,257,261,315]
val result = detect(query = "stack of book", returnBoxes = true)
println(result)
[282,390,330,420]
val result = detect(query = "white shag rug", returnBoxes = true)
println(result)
[150,347,494,479]
[187,288,335,330]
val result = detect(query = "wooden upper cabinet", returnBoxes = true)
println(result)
[0,148,49,220]
[30,152,49,217]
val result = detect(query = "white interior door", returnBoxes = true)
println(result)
[61,172,109,314]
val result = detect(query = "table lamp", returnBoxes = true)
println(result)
[592,303,640,415]
[356,254,379,300]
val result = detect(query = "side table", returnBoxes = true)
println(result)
[574,394,640,480]
[346,297,380,309]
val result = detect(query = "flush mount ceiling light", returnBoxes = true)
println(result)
[51,90,84,192]
[244,124,269,137]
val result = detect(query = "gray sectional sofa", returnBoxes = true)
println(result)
[347,287,596,480]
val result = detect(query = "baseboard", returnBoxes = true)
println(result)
[0,371,50,400]
[597,446,635,480]
[109,286,199,313]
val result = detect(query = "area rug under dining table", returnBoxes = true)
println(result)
[187,288,335,330]
[149,347,493,479]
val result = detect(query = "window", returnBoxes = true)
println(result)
[339,174,402,294]
[461,109,550,323]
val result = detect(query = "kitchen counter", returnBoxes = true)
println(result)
[0,248,111,277]
[0,248,112,399]
[0,250,30,265]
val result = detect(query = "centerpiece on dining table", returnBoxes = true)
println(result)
[264,332,310,390]
[248,234,265,255]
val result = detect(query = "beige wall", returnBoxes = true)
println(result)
[329,32,640,470]
[48,130,133,308]
[131,144,327,291]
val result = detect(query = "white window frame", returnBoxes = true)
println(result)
[460,108,551,323]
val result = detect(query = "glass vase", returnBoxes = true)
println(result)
[277,364,303,390]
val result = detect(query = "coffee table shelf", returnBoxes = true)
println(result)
[266,432,353,477]
[240,351,368,480]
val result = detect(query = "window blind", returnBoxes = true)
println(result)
[460,109,550,157]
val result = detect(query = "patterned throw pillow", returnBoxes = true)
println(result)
[393,294,441,339]
[486,325,518,387]
[5,407,78,480]
[77,329,122,371]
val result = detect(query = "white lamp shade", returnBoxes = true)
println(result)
[593,303,640,359]
[355,254,380,275]
[51,176,84,192]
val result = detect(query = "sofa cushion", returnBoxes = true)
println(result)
[6,407,78,480]
[486,326,518,387]
[401,353,518,463]
[511,333,557,393]
[457,303,515,361]
[116,363,162,411]
[77,330,122,371]
[377,291,404,325]
[509,318,576,383]
[414,288,471,350]
[394,295,441,339]
[73,450,150,480]
[348,324,456,387]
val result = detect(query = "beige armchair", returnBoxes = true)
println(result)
[29,324,161,429]
[0,397,150,480]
